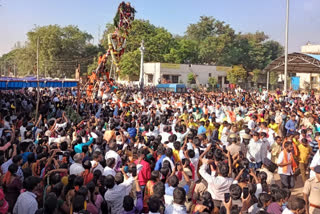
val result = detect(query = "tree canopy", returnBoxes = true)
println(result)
[0,16,283,80]
[0,25,102,77]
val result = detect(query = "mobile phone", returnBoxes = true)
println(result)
[243,187,249,199]
[224,193,230,203]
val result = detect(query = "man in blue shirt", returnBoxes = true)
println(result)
[154,147,166,171]
[285,115,297,135]
[197,121,206,135]
[74,137,94,153]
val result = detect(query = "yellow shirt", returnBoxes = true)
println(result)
[188,122,198,129]
[218,125,224,140]
[298,144,311,164]
[268,123,279,134]
[293,138,301,147]
[205,123,215,137]
[179,113,189,122]
[173,149,180,162]
[200,118,207,122]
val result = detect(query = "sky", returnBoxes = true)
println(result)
[0,0,320,56]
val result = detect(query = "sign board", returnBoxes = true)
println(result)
[160,63,181,69]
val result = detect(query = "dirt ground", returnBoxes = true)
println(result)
[273,173,304,199]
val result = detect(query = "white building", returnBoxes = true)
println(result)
[143,62,229,88]
[298,44,320,90]
[301,43,320,54]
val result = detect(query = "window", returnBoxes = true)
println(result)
[209,73,212,77]
[172,75,179,83]
[311,76,317,83]
[147,74,153,83]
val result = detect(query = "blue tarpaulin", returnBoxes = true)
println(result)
[0,76,78,90]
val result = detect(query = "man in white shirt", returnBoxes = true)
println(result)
[13,176,41,214]
[277,141,295,189]
[199,159,236,202]
[165,187,187,214]
[70,153,85,175]
[103,158,116,177]
[105,142,121,169]
[248,115,258,131]
[310,140,320,178]
[104,172,135,214]
[91,151,104,173]
[246,132,263,169]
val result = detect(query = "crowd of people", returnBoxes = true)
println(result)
[0,85,319,214]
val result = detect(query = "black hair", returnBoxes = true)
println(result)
[123,195,134,212]
[153,182,165,198]
[24,176,41,192]
[148,195,160,213]
[229,184,242,200]
[258,193,272,208]
[168,175,179,187]
[173,187,186,205]
[217,162,229,177]
[288,197,306,211]
[8,163,18,174]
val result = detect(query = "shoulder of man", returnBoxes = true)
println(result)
[307,177,316,183]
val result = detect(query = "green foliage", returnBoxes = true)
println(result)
[0,16,284,82]
[186,16,235,43]
[100,20,176,78]
[227,65,247,84]
[187,73,195,84]
[269,71,279,86]
[0,25,102,78]
[119,50,140,80]
[208,77,218,88]
[252,69,261,83]
[164,39,198,63]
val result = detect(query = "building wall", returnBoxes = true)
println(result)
[144,63,228,87]
[296,73,320,90]
[301,44,320,54]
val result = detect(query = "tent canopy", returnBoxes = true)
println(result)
[0,76,78,90]
[264,52,320,74]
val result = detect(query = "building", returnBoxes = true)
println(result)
[301,43,320,54]
[297,43,320,90]
[143,62,229,88]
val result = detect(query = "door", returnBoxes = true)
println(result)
[291,77,300,91]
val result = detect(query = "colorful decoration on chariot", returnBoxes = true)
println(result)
[95,2,136,78]
[85,2,135,99]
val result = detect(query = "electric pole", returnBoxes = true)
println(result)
[284,0,289,91]
[139,40,145,91]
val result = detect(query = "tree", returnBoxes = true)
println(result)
[186,16,235,43]
[164,39,199,64]
[208,77,218,89]
[119,50,140,80]
[0,25,101,78]
[99,20,176,78]
[252,69,261,85]
[187,72,195,84]
[227,65,247,84]
[269,71,279,87]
